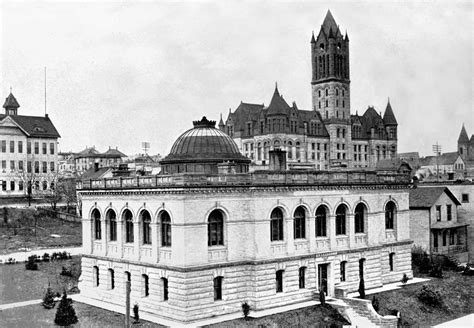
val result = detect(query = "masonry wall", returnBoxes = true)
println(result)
[409,209,430,252]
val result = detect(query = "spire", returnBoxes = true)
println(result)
[345,30,349,41]
[321,10,339,36]
[328,27,334,38]
[383,98,397,125]
[311,31,316,43]
[218,113,225,130]
[267,83,290,115]
[458,124,469,143]
[3,91,20,115]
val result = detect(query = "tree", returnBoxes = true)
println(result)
[42,284,56,309]
[54,292,78,326]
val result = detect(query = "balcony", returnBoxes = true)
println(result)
[432,244,467,255]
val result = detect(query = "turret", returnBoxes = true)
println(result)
[3,91,20,116]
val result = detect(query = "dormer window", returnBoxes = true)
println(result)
[320,43,325,51]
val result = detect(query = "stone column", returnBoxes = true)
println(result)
[286,217,295,254]
[151,222,159,263]
[101,215,108,256]
[347,213,355,249]
[308,215,316,252]
[83,217,93,254]
[134,218,140,261]
[329,214,336,250]
[117,217,124,259]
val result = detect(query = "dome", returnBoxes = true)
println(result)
[160,117,250,175]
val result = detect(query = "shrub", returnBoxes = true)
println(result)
[60,266,73,277]
[242,302,250,320]
[54,292,78,326]
[43,253,50,262]
[42,286,56,309]
[429,265,443,278]
[319,289,326,306]
[358,278,365,299]
[401,273,409,284]
[417,285,442,307]
[25,255,38,270]
[6,257,15,264]
[133,303,139,323]
[372,296,380,312]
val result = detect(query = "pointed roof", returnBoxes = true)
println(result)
[458,124,469,143]
[409,187,461,208]
[218,113,224,127]
[3,92,20,109]
[267,84,291,115]
[383,99,397,125]
[311,31,316,43]
[321,10,339,36]
[104,147,127,158]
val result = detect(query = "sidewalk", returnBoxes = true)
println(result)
[433,314,473,328]
[0,246,82,264]
[347,277,430,297]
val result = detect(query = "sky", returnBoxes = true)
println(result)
[1,0,472,157]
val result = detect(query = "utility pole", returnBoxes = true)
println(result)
[432,142,441,181]
[125,280,131,328]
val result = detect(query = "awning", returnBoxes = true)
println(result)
[431,221,469,229]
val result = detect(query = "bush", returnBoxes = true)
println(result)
[372,296,380,312]
[43,253,50,262]
[42,286,56,309]
[60,266,73,277]
[25,255,38,270]
[401,273,409,284]
[54,292,78,326]
[242,302,250,320]
[417,285,442,307]
[429,265,443,278]
[358,278,365,299]
[6,257,15,264]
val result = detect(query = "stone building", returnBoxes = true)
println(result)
[77,117,412,325]
[0,92,60,197]
[457,124,474,178]
[74,146,127,176]
[222,11,398,170]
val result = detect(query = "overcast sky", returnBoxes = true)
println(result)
[1,0,472,157]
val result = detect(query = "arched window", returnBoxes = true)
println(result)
[270,208,284,241]
[93,266,99,287]
[359,258,365,278]
[315,206,327,237]
[293,206,306,239]
[287,141,293,159]
[354,203,366,234]
[108,269,115,290]
[141,211,151,245]
[325,88,328,96]
[160,211,172,247]
[213,276,223,300]
[385,201,396,230]
[299,267,306,289]
[92,209,101,240]
[208,210,224,246]
[336,205,347,235]
[142,274,149,297]
[389,253,395,271]
[276,270,284,293]
[106,210,117,241]
[295,142,301,160]
[125,271,131,287]
[162,278,169,301]
[123,209,134,243]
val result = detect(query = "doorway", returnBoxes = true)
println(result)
[318,263,328,295]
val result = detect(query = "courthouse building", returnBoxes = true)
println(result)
[0,92,60,197]
[77,117,412,324]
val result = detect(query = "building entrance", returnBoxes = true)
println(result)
[318,263,328,295]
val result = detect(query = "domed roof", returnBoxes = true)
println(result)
[161,117,249,164]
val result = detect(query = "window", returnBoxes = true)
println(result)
[10,161,15,171]
[276,270,284,293]
[208,210,224,246]
[124,210,134,243]
[27,141,31,154]
[389,253,395,271]
[125,271,131,287]
[1,181,5,191]
[42,142,46,154]
[27,161,32,173]
[213,276,223,300]
[107,210,117,241]
[354,203,366,233]
[340,261,347,282]
[160,211,172,247]
[1,140,5,152]
[42,161,47,173]
[92,209,101,240]
[141,211,151,245]
[162,278,169,301]
[294,206,306,239]
[359,259,365,278]
[34,142,39,154]
[19,181,23,191]
[299,267,306,289]
[447,205,452,221]
[34,161,39,173]
[50,143,55,154]
[108,269,115,290]
[142,274,149,297]
[449,230,455,245]
[270,208,284,241]
[10,140,14,153]
[436,205,441,221]
[42,181,47,190]
[335,205,347,235]
[461,194,469,203]
[385,201,396,230]
[93,266,99,287]
[50,162,55,172]
[315,206,327,237]
[10,181,15,191]
[1,160,5,171]
[18,141,23,153]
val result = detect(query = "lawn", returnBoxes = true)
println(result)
[0,257,81,305]
[372,270,473,327]
[0,208,82,254]
[0,301,165,328]
[204,304,350,328]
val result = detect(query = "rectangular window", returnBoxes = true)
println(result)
[162,278,169,301]
[18,181,23,191]
[108,269,115,290]
[1,160,6,171]
[1,140,5,152]
[93,266,99,287]
[27,161,32,173]
[50,142,55,155]
[436,205,441,221]
[340,261,346,282]
[447,205,452,221]
[142,274,149,297]
[10,141,14,153]
[2,181,6,191]
[461,194,469,203]
[42,143,47,154]
[298,267,306,289]
[42,161,47,173]
[276,270,284,293]
[213,276,223,300]
[50,162,55,172]
[10,181,15,191]
[18,141,23,153]
[35,161,39,173]
[34,142,39,154]
[27,141,31,154]
[389,253,395,271]
[18,161,23,171]
[449,230,455,245]
[10,161,15,171]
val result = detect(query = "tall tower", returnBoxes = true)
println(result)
[311,10,351,165]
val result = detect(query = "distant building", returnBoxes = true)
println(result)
[409,186,469,263]
[457,124,474,178]
[419,152,465,180]
[58,152,77,178]
[0,92,60,197]
[74,146,127,176]
[222,11,398,171]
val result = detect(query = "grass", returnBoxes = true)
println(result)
[0,257,81,305]
[204,304,350,327]
[372,270,473,327]
[0,301,165,328]
[0,208,81,254]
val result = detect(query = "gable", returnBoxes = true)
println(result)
[0,116,28,136]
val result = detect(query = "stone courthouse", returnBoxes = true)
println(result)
[77,11,412,325]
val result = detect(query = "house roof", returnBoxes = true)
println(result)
[103,147,127,158]
[3,92,20,108]
[430,221,468,230]
[382,100,397,125]
[80,167,113,180]
[267,85,291,116]
[420,152,463,166]
[0,114,60,138]
[376,158,412,171]
[409,186,461,208]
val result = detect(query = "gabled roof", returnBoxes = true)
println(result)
[409,186,461,208]
[0,114,60,138]
[458,124,469,143]
[3,92,20,108]
[321,10,340,36]
[383,99,397,125]
[103,147,127,158]
[267,85,291,116]
[376,158,412,171]
[80,167,114,180]
[420,152,463,166]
